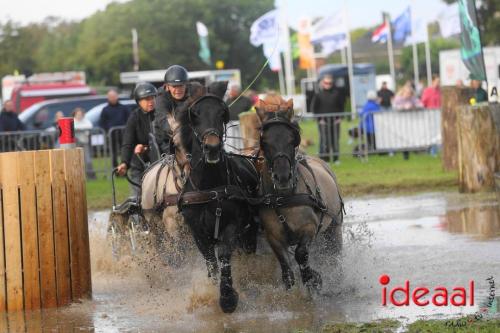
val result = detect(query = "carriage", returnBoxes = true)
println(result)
[106,84,344,313]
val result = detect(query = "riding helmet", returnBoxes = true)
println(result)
[164,65,188,85]
[133,82,157,102]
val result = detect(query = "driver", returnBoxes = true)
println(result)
[154,65,189,155]
[116,82,157,196]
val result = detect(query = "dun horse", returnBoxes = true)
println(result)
[255,94,344,292]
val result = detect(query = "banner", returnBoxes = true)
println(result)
[297,18,314,69]
[372,21,389,43]
[458,0,486,80]
[392,6,411,43]
[438,3,461,38]
[196,22,212,66]
[405,16,428,45]
[310,9,348,56]
[250,9,283,71]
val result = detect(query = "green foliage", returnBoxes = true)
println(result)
[0,0,276,88]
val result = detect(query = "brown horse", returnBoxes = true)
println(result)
[255,94,344,291]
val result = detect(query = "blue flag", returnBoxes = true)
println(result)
[392,7,411,43]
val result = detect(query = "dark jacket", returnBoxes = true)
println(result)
[153,89,187,154]
[121,106,155,167]
[0,110,25,132]
[99,102,130,132]
[311,86,346,115]
[227,95,253,121]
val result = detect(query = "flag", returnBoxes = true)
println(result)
[310,8,348,56]
[250,9,284,71]
[196,22,211,66]
[405,16,428,45]
[297,18,314,69]
[371,21,389,43]
[458,0,486,80]
[392,6,411,43]
[438,3,461,38]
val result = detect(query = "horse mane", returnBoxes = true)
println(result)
[175,82,206,152]
[256,92,300,135]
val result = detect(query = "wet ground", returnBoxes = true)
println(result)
[2,191,500,332]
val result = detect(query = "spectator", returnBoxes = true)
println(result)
[421,75,441,108]
[377,81,394,109]
[99,89,130,167]
[226,85,253,121]
[117,82,157,197]
[0,100,25,132]
[455,79,464,88]
[73,108,96,179]
[471,79,488,103]
[393,85,423,110]
[358,90,381,151]
[393,85,422,160]
[0,100,25,152]
[311,75,346,164]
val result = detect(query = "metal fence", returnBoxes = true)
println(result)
[0,127,110,178]
[0,107,441,180]
[299,108,441,161]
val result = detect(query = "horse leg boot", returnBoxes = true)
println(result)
[295,236,322,292]
[218,224,239,313]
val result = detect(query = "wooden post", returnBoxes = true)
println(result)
[0,148,91,312]
[441,87,474,171]
[456,104,500,192]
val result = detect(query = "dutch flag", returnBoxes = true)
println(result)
[371,21,389,43]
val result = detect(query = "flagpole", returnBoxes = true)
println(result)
[131,28,139,71]
[278,54,286,96]
[344,3,356,117]
[384,13,396,89]
[425,31,432,86]
[410,3,419,90]
[280,0,295,96]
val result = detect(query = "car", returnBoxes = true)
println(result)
[85,99,136,127]
[18,95,129,130]
[84,100,136,151]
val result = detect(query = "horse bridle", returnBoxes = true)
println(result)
[260,115,301,191]
[183,94,230,173]
[187,94,229,147]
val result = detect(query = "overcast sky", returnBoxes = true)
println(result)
[2,0,447,29]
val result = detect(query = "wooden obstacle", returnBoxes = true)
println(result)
[456,104,500,192]
[0,148,91,312]
[441,87,474,171]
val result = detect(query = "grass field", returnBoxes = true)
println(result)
[86,119,457,210]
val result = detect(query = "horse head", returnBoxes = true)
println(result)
[176,81,229,165]
[256,94,300,193]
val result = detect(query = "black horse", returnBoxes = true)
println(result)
[174,82,259,313]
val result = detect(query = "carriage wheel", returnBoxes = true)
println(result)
[107,212,128,260]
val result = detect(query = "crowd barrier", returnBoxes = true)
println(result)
[0,108,441,178]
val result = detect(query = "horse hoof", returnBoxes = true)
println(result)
[220,288,239,313]
[283,271,295,290]
[306,270,323,291]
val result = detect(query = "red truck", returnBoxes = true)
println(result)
[3,72,95,113]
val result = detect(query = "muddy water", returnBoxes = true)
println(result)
[2,192,500,332]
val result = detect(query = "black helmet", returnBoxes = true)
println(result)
[134,82,157,102]
[164,65,188,85]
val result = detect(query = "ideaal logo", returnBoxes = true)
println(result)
[379,274,475,307]
[378,275,496,327]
